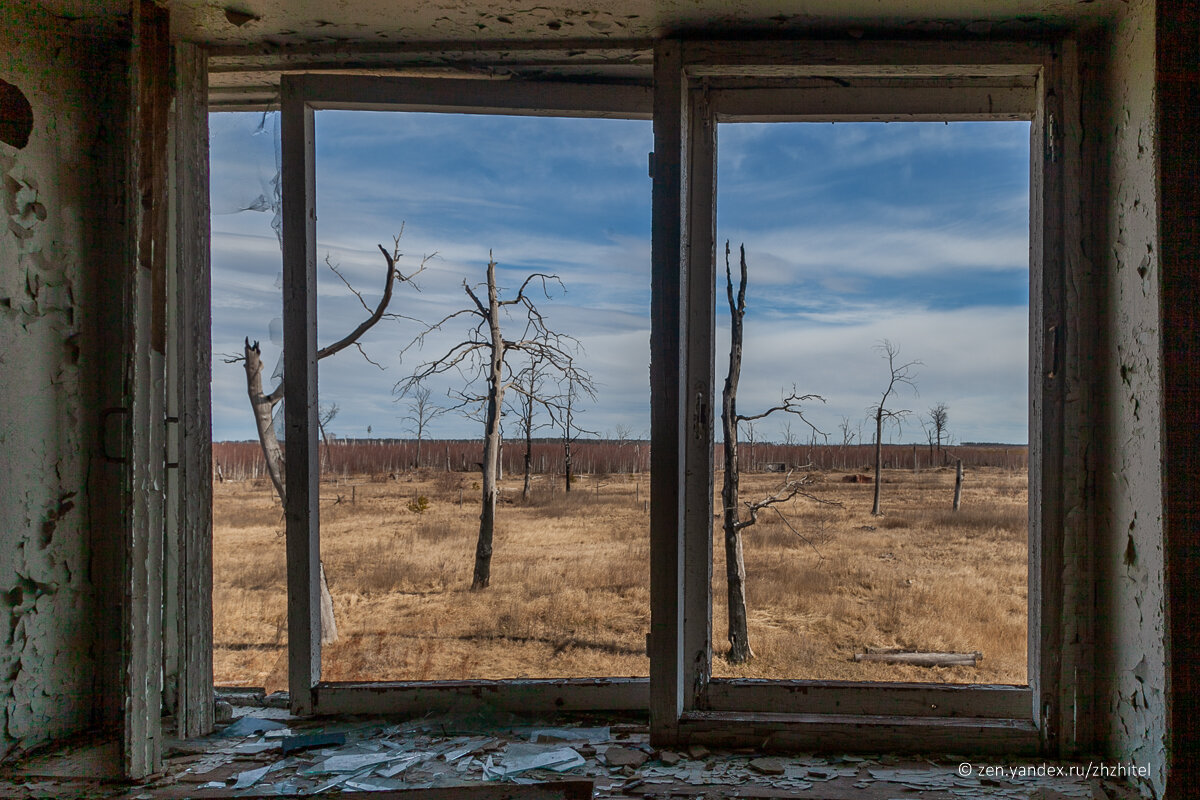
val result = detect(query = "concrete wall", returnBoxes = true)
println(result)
[0,4,126,759]
[1093,0,1167,795]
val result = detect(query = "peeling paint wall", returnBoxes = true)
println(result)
[1093,0,1166,795]
[0,3,126,760]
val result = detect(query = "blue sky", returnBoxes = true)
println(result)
[209,111,1029,445]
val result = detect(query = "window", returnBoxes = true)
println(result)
[275,39,1077,751]
[279,75,655,714]
[648,39,1068,751]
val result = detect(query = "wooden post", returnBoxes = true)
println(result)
[170,39,214,741]
[125,0,170,777]
[281,74,320,714]
[649,39,687,745]
[953,458,964,511]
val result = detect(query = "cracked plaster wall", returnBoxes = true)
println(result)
[1093,0,1166,795]
[0,3,126,761]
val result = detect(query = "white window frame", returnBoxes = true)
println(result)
[648,39,1074,753]
[279,73,654,716]
[278,39,1082,755]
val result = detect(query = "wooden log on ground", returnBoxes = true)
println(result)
[853,650,982,667]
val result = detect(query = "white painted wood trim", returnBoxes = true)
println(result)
[679,711,1040,755]
[706,680,1032,719]
[281,76,321,714]
[124,0,169,777]
[670,39,1054,742]
[649,39,687,743]
[288,74,650,118]
[170,40,215,740]
[682,40,1046,77]
[711,85,1035,121]
[1028,44,1066,754]
[312,679,648,716]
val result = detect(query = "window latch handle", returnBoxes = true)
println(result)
[1045,324,1060,380]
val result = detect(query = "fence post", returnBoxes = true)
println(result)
[953,458,964,511]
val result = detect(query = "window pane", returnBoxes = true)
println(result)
[712,121,1030,685]
[310,111,653,680]
[209,110,290,691]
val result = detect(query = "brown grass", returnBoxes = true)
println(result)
[213,465,1027,690]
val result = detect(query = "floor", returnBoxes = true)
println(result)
[0,697,1142,799]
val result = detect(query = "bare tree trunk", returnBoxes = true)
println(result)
[522,404,533,501]
[564,438,572,492]
[242,340,337,644]
[473,258,505,590]
[475,390,500,589]
[563,380,574,493]
[243,342,286,501]
[319,562,338,645]
[872,407,884,515]
[723,246,753,664]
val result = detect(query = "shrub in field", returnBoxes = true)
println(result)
[408,495,431,514]
[434,470,467,493]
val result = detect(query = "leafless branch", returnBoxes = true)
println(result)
[766,505,826,560]
[737,387,828,441]
[317,241,427,361]
[735,468,841,532]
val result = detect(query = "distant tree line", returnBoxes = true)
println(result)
[212,438,1028,483]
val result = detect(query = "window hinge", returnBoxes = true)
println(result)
[1046,111,1058,164]
[1040,694,1056,752]
[1045,325,1060,380]
[648,151,655,179]
[691,649,710,711]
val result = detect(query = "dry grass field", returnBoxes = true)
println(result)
[213,464,1027,691]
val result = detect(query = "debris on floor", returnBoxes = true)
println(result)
[0,700,1146,799]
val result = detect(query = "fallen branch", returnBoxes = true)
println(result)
[853,650,982,667]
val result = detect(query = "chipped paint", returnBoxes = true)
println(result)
[1093,0,1167,795]
[0,4,123,762]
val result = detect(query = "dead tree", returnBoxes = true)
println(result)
[721,242,831,664]
[929,402,949,461]
[869,340,920,516]
[401,385,447,470]
[509,354,552,500]
[554,366,596,493]
[317,403,339,474]
[231,233,430,644]
[399,252,588,590]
